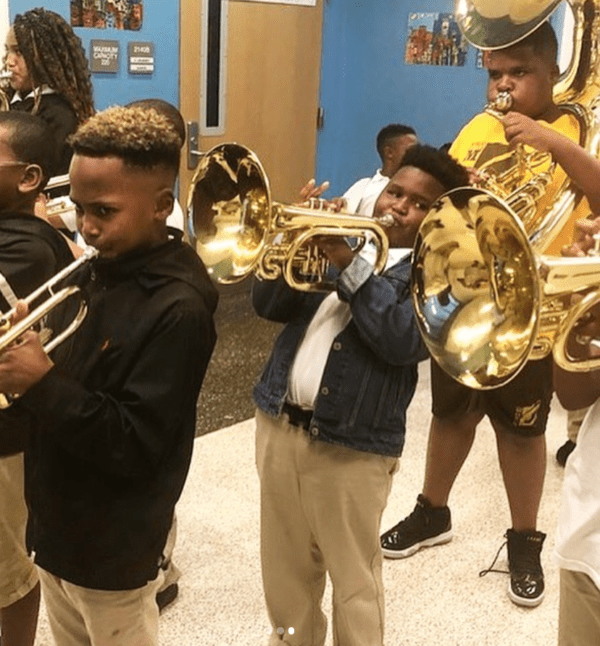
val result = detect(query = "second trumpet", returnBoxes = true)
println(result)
[187,143,390,292]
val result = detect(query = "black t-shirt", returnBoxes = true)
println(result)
[0,212,74,455]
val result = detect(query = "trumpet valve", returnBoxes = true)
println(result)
[588,233,600,256]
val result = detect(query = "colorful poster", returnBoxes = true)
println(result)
[71,0,143,31]
[405,12,468,66]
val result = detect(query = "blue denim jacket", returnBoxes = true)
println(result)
[252,253,429,457]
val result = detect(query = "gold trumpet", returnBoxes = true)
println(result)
[186,143,390,292]
[0,246,98,408]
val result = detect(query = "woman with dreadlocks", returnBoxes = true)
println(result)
[4,8,95,240]
[4,7,95,177]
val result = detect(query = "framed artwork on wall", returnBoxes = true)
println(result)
[70,0,143,31]
[405,12,468,66]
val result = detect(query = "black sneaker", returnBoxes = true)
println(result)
[556,440,576,467]
[506,529,546,607]
[380,494,452,559]
[156,583,179,612]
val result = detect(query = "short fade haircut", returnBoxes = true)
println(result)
[68,105,181,174]
[0,111,55,188]
[376,124,417,159]
[399,144,470,192]
[127,98,186,149]
[508,20,558,65]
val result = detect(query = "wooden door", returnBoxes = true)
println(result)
[179,0,323,208]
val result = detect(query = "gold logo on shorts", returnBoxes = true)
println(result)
[513,400,541,427]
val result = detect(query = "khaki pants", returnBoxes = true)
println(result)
[0,453,38,608]
[255,409,398,646]
[39,567,164,646]
[559,569,600,646]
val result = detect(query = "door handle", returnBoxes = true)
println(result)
[187,121,203,169]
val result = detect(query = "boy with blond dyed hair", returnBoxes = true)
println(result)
[0,105,218,645]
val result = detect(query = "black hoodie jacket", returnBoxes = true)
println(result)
[18,230,218,590]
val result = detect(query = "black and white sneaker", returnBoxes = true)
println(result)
[507,528,546,607]
[380,494,453,559]
[479,529,546,608]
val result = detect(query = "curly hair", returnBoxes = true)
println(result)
[69,105,181,174]
[400,144,470,192]
[10,8,94,124]
[127,98,186,148]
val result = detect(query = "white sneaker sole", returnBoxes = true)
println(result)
[508,582,545,607]
[382,529,453,559]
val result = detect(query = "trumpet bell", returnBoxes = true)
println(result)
[412,187,540,389]
[187,144,271,284]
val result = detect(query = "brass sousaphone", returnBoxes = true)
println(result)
[412,0,600,389]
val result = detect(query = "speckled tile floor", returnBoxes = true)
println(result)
[195,283,282,436]
[33,290,569,646]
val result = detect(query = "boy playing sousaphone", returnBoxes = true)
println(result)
[381,17,600,607]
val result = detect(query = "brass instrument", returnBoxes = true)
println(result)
[0,70,11,112]
[454,0,600,251]
[0,246,98,408]
[412,187,600,388]
[44,174,72,218]
[482,90,558,224]
[44,174,78,233]
[412,0,600,388]
[186,143,390,292]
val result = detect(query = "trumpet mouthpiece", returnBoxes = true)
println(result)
[376,214,395,228]
[486,91,512,115]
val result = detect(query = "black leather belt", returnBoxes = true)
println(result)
[282,402,313,431]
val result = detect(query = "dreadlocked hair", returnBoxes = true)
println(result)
[69,106,181,174]
[12,8,94,124]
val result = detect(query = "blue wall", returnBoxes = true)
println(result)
[9,0,180,110]
[316,1,488,197]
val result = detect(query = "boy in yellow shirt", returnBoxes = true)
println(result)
[381,19,600,608]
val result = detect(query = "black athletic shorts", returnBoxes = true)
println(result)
[430,355,553,437]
